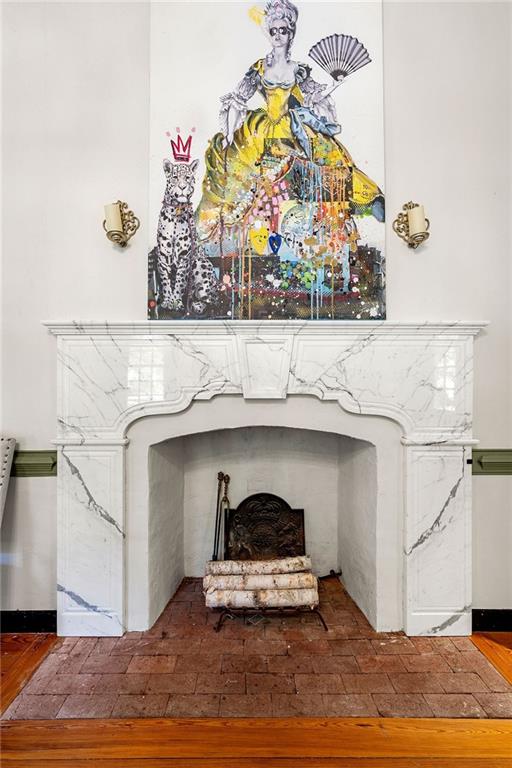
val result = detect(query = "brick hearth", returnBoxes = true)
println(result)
[3,578,511,719]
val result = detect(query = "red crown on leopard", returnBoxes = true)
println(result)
[166,127,195,163]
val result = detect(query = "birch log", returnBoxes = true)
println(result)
[203,572,317,593]
[205,588,319,609]
[205,556,312,576]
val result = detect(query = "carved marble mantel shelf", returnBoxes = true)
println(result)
[45,320,487,638]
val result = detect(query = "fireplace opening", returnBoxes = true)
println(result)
[125,396,403,635]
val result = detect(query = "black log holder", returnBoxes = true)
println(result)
[213,605,328,633]
[210,489,328,633]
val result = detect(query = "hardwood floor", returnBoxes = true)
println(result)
[472,633,512,685]
[2,716,512,766]
[2,759,511,768]
[1,634,58,715]
[3,762,509,768]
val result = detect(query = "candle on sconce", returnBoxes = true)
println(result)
[104,203,123,233]
[407,205,426,237]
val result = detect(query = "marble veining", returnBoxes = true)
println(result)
[61,452,125,537]
[57,583,110,614]
[47,322,483,444]
[429,606,472,635]
[404,455,464,557]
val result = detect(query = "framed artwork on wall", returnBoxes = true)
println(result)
[148,0,385,320]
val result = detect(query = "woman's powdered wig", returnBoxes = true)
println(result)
[264,0,299,45]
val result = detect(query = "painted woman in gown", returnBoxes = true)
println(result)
[195,0,385,320]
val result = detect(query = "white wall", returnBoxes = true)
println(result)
[381,1,512,608]
[0,479,56,607]
[1,2,510,611]
[1,0,150,609]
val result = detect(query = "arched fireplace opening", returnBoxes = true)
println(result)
[125,396,402,634]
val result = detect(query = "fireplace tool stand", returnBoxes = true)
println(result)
[211,472,230,562]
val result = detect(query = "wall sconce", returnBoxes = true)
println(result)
[103,201,140,247]
[393,202,430,249]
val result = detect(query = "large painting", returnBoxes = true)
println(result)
[148,1,385,320]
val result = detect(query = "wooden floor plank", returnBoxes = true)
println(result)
[2,759,511,768]
[2,718,512,761]
[1,634,39,655]
[472,633,512,685]
[1,634,58,715]
[1,635,39,673]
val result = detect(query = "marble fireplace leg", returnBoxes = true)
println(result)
[403,443,472,636]
[56,443,126,636]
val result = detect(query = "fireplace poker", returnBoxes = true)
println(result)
[212,471,225,561]
[219,474,231,560]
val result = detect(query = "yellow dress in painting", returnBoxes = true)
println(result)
[196,59,381,241]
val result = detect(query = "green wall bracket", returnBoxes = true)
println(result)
[472,449,512,476]
[11,450,57,477]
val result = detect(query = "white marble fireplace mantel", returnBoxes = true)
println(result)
[45,320,487,637]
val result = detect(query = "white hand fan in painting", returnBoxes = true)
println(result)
[308,34,371,95]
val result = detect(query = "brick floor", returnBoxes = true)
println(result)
[56,693,117,719]
[424,693,487,718]
[222,655,269,673]
[272,693,325,716]
[474,692,512,718]
[111,694,169,718]
[252,672,297,695]
[4,695,66,720]
[44,674,101,695]
[388,672,444,694]
[373,693,434,718]
[295,673,344,694]
[166,693,220,717]
[356,654,407,674]
[342,673,394,694]
[400,654,453,673]
[196,672,246,694]
[146,673,197,694]
[94,673,149,694]
[3,577,510,720]
[127,656,177,674]
[323,693,379,717]
[219,693,271,717]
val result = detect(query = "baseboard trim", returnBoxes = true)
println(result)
[1,610,57,633]
[472,609,512,632]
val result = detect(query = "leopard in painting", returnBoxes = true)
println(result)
[156,159,218,314]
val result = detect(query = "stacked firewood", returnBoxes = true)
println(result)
[203,555,319,610]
